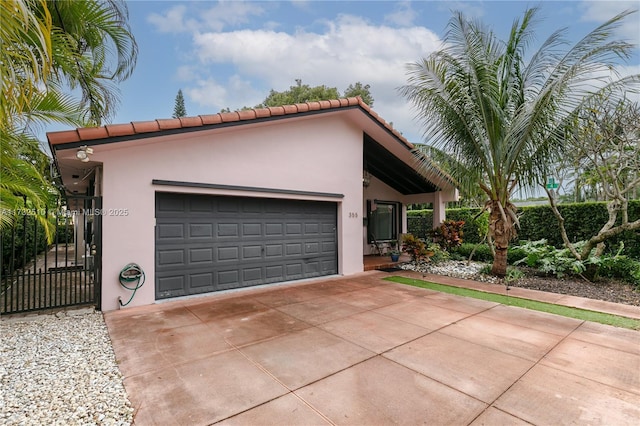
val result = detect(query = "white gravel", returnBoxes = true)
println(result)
[400,259,500,283]
[0,309,133,425]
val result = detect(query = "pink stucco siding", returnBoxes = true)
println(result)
[85,114,362,310]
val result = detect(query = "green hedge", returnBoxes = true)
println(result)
[408,200,640,258]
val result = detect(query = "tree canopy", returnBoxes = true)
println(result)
[226,79,375,112]
[173,89,187,118]
[1,0,138,235]
[402,7,638,275]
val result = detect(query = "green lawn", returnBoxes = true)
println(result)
[385,276,640,330]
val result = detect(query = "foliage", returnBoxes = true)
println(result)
[254,79,374,108]
[505,267,525,283]
[408,201,640,258]
[426,243,450,265]
[401,234,434,263]
[1,0,138,236]
[343,82,375,106]
[172,89,187,118]
[401,7,638,276]
[431,220,464,250]
[544,95,640,260]
[596,256,640,287]
[512,240,589,278]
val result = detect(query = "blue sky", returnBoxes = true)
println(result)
[50,0,640,144]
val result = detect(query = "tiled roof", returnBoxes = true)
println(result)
[47,97,414,149]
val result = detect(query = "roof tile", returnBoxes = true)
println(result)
[179,116,203,127]
[157,118,182,130]
[106,123,135,137]
[132,121,160,134]
[220,111,240,122]
[200,114,223,125]
[255,108,271,118]
[238,110,256,120]
[46,97,416,150]
[268,106,285,116]
[78,127,109,141]
[283,105,298,114]
[48,130,81,144]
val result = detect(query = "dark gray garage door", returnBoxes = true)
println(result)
[155,193,338,299]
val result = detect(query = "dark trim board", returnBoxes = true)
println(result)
[152,179,345,199]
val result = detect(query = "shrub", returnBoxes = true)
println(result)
[431,220,465,250]
[401,233,433,263]
[450,243,493,262]
[407,200,640,257]
[427,243,450,264]
[512,240,588,279]
[592,254,640,288]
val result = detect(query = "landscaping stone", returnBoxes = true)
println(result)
[0,309,133,425]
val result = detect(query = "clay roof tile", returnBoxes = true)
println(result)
[106,123,135,137]
[77,127,108,141]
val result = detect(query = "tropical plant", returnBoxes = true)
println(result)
[545,94,640,261]
[1,0,137,238]
[401,233,434,263]
[401,7,638,276]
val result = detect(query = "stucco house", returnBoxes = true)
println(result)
[48,97,457,311]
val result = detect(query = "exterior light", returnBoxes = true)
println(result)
[363,170,371,187]
[76,146,93,162]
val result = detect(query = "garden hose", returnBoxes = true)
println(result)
[118,263,145,307]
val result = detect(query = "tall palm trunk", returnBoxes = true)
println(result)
[488,200,513,276]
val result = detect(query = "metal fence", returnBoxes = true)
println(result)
[1,196,102,314]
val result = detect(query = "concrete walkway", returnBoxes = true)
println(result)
[104,271,640,425]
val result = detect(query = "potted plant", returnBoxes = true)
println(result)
[389,250,401,262]
[389,240,400,261]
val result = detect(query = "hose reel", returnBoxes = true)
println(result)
[118,263,145,307]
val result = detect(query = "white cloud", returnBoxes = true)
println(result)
[148,1,265,34]
[185,14,441,141]
[384,1,417,27]
[437,1,485,19]
[579,1,640,41]
[175,65,197,81]
[147,5,193,34]
[185,75,263,111]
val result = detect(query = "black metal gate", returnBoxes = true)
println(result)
[1,196,102,314]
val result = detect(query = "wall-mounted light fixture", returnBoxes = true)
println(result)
[76,146,93,162]
[363,170,371,187]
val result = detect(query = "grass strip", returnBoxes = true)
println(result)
[384,276,640,330]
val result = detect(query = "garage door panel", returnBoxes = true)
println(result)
[189,223,213,238]
[156,193,337,299]
[157,276,185,296]
[157,223,184,240]
[157,249,184,266]
[189,247,213,264]
[189,273,214,289]
[217,246,240,261]
[242,223,262,236]
[217,223,240,237]
[265,223,283,236]
[265,244,283,257]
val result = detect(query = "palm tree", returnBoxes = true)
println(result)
[401,7,638,276]
[1,0,138,237]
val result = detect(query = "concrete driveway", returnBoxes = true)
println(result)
[104,271,640,425]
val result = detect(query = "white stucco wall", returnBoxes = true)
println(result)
[73,114,364,311]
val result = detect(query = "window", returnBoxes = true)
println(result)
[368,201,398,242]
